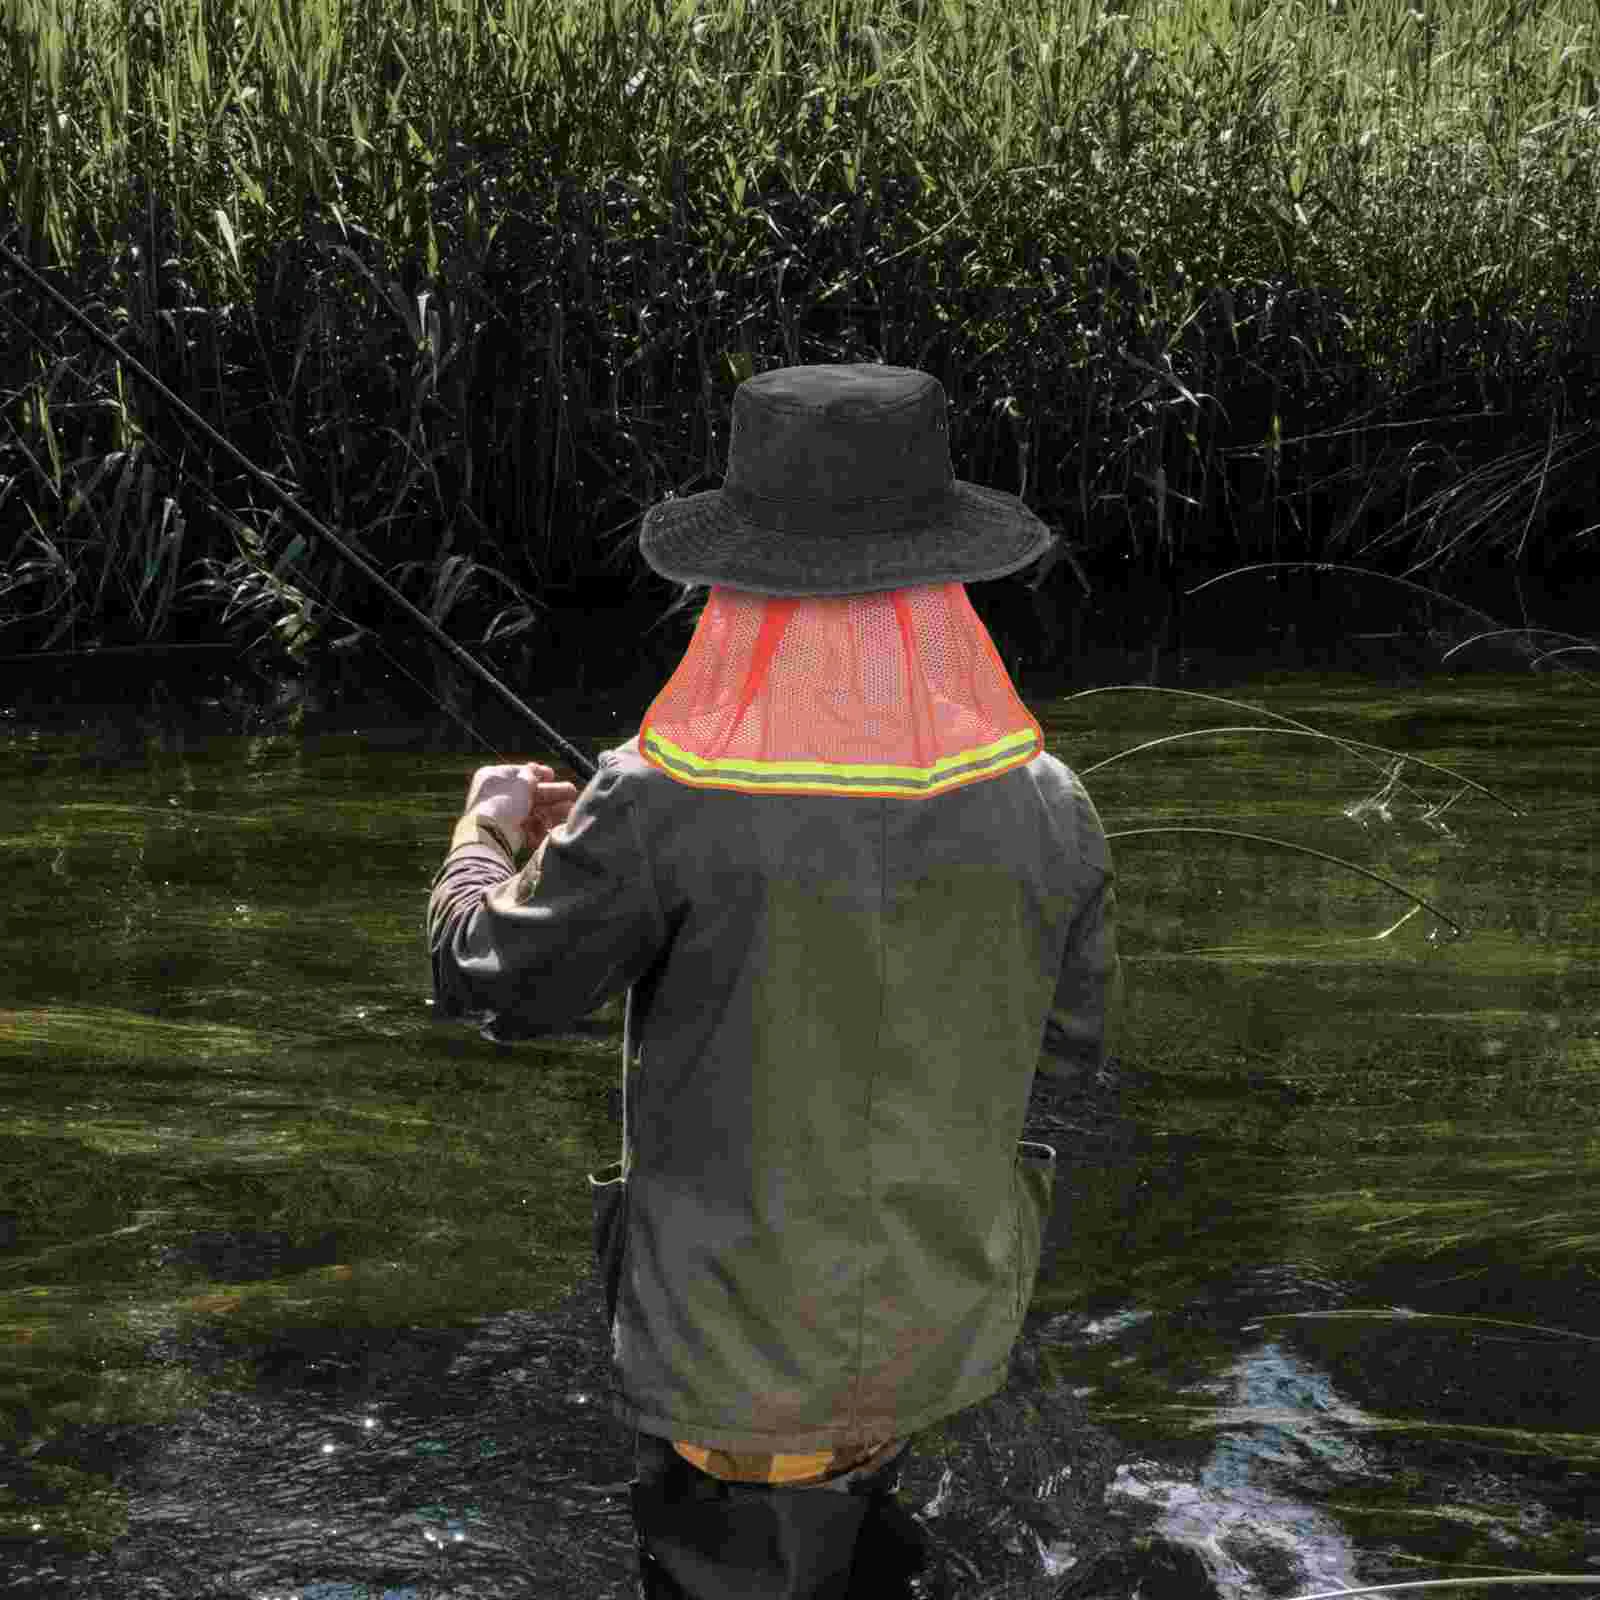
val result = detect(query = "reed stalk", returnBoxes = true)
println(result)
[2,0,1596,664]
[1083,723,1516,817]
[1107,825,1465,937]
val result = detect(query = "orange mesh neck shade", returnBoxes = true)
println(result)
[638,583,1042,799]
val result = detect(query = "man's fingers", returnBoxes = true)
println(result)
[463,764,571,822]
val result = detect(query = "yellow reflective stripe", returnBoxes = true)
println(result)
[640,726,1040,796]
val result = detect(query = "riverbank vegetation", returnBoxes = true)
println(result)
[2,0,1597,690]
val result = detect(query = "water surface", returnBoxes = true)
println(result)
[2,664,1596,1597]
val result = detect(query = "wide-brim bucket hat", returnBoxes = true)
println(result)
[638,363,1054,597]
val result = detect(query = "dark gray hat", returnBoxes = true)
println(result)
[638,364,1053,597]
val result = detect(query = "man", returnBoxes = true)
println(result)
[427,363,1121,1600]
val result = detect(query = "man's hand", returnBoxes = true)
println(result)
[462,763,580,851]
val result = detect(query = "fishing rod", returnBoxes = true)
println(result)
[0,379,521,761]
[0,307,528,756]
[0,236,599,784]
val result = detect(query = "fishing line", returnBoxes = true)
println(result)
[0,235,599,782]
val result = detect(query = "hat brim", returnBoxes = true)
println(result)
[638,481,1055,597]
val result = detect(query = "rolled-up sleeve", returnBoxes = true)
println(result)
[426,754,669,1030]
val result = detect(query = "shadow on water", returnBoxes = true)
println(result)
[3,647,1599,1598]
[11,1288,639,1597]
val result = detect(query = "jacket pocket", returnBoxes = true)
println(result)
[1013,1139,1057,1320]
[588,1159,629,1328]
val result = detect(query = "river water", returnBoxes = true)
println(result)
[2,651,1597,1598]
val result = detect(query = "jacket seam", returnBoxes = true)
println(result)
[846,797,889,1432]
[620,768,671,949]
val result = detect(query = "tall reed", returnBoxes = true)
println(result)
[2,0,1596,668]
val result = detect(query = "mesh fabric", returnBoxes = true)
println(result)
[638,583,1041,799]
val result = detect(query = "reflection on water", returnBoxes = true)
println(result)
[2,668,1598,1596]
[1106,1337,1370,1599]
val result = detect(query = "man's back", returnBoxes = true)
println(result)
[431,736,1118,1451]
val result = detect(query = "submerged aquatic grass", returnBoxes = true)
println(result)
[1289,1144,1600,1264]
[2,668,1595,1573]
[1119,1402,1600,1466]
[1246,1309,1600,1344]
[1288,1578,1600,1596]
[0,1004,264,1068]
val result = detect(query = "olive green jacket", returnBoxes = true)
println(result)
[427,736,1120,1453]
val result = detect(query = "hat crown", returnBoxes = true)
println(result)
[725,365,953,532]
[636,360,1053,596]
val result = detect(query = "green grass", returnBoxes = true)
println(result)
[10,0,1592,292]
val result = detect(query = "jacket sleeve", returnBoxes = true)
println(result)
[1038,781,1123,1080]
[426,753,669,1032]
